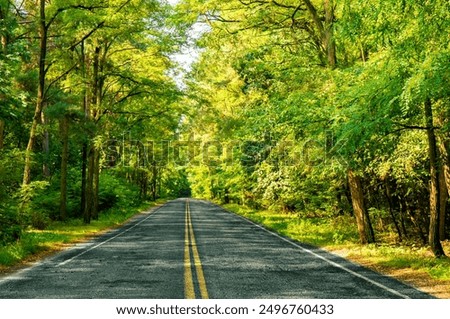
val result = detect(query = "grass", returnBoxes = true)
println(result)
[346,244,450,280]
[223,203,450,292]
[223,203,360,246]
[0,200,164,269]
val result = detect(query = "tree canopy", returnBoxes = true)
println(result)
[177,0,450,257]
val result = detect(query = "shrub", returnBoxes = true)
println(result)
[29,211,50,230]
[0,205,22,245]
[98,171,141,211]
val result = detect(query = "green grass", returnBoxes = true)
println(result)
[0,201,163,268]
[223,203,450,282]
[224,203,359,246]
[347,244,450,280]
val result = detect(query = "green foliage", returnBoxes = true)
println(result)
[98,171,141,211]
[17,181,51,227]
[162,168,192,198]
[0,149,23,200]
[0,204,21,245]
[182,0,450,255]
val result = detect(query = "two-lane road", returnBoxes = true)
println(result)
[0,199,432,299]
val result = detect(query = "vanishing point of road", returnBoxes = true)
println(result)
[0,199,433,299]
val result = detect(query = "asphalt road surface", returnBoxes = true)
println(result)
[0,199,433,299]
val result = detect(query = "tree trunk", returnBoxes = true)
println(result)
[0,4,10,54]
[323,0,337,68]
[84,146,95,224]
[80,40,88,218]
[80,144,87,217]
[424,98,445,257]
[59,116,69,220]
[439,168,448,241]
[302,0,336,68]
[151,164,158,201]
[347,169,375,244]
[23,0,47,185]
[84,44,103,222]
[140,170,148,199]
[399,198,409,239]
[384,179,402,241]
[92,149,100,220]
[438,139,450,240]
[42,111,50,179]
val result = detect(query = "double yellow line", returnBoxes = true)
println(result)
[184,199,209,299]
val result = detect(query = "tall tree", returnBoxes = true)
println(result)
[23,0,47,185]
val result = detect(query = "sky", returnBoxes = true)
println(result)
[165,0,210,88]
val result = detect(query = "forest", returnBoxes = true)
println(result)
[0,0,189,251]
[0,0,449,267]
[178,0,450,259]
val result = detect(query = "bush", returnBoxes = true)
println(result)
[98,171,141,211]
[0,205,22,245]
[29,211,50,230]
[17,181,52,227]
[32,189,60,221]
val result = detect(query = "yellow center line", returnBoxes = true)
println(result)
[184,201,195,299]
[188,202,209,299]
[184,199,209,299]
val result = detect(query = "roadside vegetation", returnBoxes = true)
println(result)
[0,169,169,270]
[223,203,450,298]
[0,199,161,270]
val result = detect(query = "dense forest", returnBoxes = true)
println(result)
[178,0,450,258]
[0,0,189,247]
[1,0,449,259]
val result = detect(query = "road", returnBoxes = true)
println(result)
[0,199,432,299]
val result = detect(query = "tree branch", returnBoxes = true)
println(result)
[45,63,78,97]
[301,0,325,35]
[68,21,106,51]
[46,5,107,29]
[392,122,440,131]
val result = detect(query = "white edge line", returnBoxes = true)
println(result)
[220,204,411,299]
[56,205,164,267]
